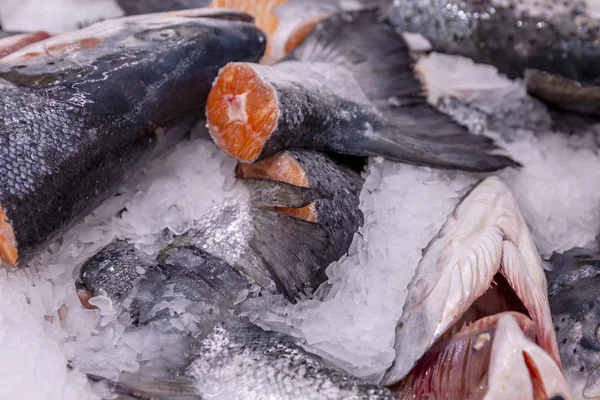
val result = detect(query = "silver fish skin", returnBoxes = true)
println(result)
[387,0,600,84]
[547,248,600,400]
[80,238,397,400]
[165,171,351,301]
[0,9,265,267]
[386,0,600,115]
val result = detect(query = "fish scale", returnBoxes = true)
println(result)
[0,10,267,266]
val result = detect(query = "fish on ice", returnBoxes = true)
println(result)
[0,9,265,267]
[382,177,561,396]
[205,9,518,172]
[546,248,600,400]
[75,180,395,399]
[386,0,600,116]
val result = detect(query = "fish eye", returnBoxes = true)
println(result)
[595,324,600,344]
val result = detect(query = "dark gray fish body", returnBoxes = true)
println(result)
[207,9,518,173]
[387,0,600,116]
[80,240,252,328]
[287,151,364,265]
[387,0,600,83]
[236,150,364,284]
[546,248,600,399]
[168,174,343,300]
[80,240,397,400]
[0,10,266,266]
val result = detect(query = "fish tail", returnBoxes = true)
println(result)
[241,177,331,300]
[353,126,521,172]
[286,8,519,172]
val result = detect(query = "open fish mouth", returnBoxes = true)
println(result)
[383,177,563,397]
[392,313,571,399]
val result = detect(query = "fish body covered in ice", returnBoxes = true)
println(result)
[164,151,364,300]
[0,9,266,267]
[546,248,600,400]
[386,0,600,116]
[116,0,388,64]
[78,226,396,399]
[206,9,518,172]
[382,177,562,397]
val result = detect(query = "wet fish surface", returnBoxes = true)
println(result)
[387,0,600,83]
[386,0,600,115]
[0,9,266,266]
[547,248,600,400]
[116,0,387,64]
[78,226,397,399]
[205,8,518,172]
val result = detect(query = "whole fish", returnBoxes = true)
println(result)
[386,0,600,116]
[0,9,266,267]
[206,9,518,172]
[77,203,396,400]
[546,248,600,400]
[391,313,571,399]
[382,177,561,388]
[115,0,387,64]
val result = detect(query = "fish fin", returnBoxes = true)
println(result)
[525,68,600,117]
[249,208,329,300]
[350,127,520,172]
[243,178,331,208]
[284,9,461,131]
[286,9,518,171]
[87,373,201,400]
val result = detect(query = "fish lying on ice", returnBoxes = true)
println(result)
[0,9,266,267]
[115,0,388,64]
[386,0,600,116]
[235,149,364,274]
[546,248,600,400]
[382,177,561,393]
[0,30,50,58]
[80,149,364,301]
[205,9,518,172]
[76,180,395,399]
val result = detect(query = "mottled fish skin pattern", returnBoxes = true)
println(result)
[0,14,265,264]
[80,240,253,327]
[387,0,600,84]
[80,243,397,400]
[80,239,157,306]
[186,322,398,400]
[547,248,600,399]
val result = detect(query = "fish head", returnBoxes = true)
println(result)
[547,249,600,399]
[391,313,572,399]
[0,9,266,122]
[79,239,156,308]
[383,177,560,386]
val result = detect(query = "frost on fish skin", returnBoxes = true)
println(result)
[382,176,558,385]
